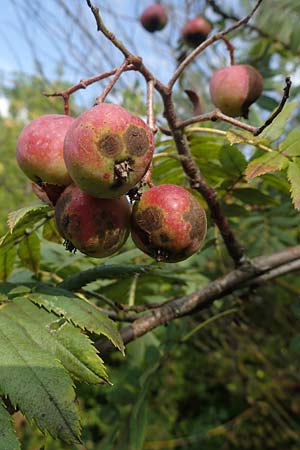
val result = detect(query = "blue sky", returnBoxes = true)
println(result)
[0,1,209,83]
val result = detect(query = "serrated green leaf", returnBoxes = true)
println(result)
[260,102,297,142]
[1,205,52,253]
[0,401,21,450]
[27,286,124,354]
[0,246,17,281]
[17,232,40,274]
[7,204,51,233]
[43,218,62,243]
[219,145,247,177]
[257,95,279,112]
[279,129,300,156]
[287,160,300,210]
[0,310,81,444]
[6,298,108,384]
[245,152,289,180]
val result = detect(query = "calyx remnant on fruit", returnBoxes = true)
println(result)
[131,184,207,262]
[209,64,264,118]
[182,16,211,48]
[55,184,131,258]
[63,104,155,199]
[16,114,74,186]
[140,4,168,32]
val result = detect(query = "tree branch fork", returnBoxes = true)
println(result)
[95,244,300,354]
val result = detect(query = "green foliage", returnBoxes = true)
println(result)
[0,402,20,450]
[2,2,300,447]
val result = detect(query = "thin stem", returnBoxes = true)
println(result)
[96,59,130,104]
[44,65,135,111]
[254,77,292,136]
[147,79,157,133]
[177,109,257,133]
[181,307,239,342]
[168,0,263,89]
[220,36,235,65]
[86,0,132,59]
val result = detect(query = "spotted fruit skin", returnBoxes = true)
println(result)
[131,184,207,262]
[182,16,211,47]
[209,64,263,118]
[55,184,131,258]
[16,114,74,186]
[140,4,168,32]
[63,104,155,199]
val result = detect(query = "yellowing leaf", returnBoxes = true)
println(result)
[245,152,289,180]
[287,160,300,210]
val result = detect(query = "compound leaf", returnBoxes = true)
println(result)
[0,308,81,444]
[245,151,289,179]
[27,286,124,354]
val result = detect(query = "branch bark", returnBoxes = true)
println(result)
[96,245,300,354]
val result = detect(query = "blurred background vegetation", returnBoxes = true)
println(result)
[1,0,300,449]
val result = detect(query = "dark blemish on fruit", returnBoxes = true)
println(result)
[99,134,122,158]
[159,232,170,243]
[67,214,81,236]
[136,206,162,232]
[102,230,122,249]
[183,199,206,240]
[125,125,149,156]
[55,192,73,234]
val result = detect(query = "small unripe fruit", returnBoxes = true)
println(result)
[182,16,211,47]
[63,104,155,199]
[209,64,264,118]
[131,184,207,262]
[55,184,131,258]
[16,114,74,186]
[140,4,168,32]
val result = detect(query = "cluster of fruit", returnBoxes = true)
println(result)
[140,3,264,118]
[15,4,265,263]
[16,104,207,262]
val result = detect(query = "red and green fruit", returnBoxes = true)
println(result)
[54,184,131,258]
[131,184,207,262]
[182,16,211,47]
[140,4,168,32]
[16,114,74,186]
[63,104,155,199]
[209,64,264,118]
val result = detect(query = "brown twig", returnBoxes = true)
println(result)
[86,0,132,59]
[43,66,135,114]
[207,0,292,53]
[220,36,235,65]
[168,0,263,89]
[254,77,292,136]
[147,79,157,133]
[177,109,258,133]
[96,59,130,104]
[161,92,245,266]
[95,245,300,353]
